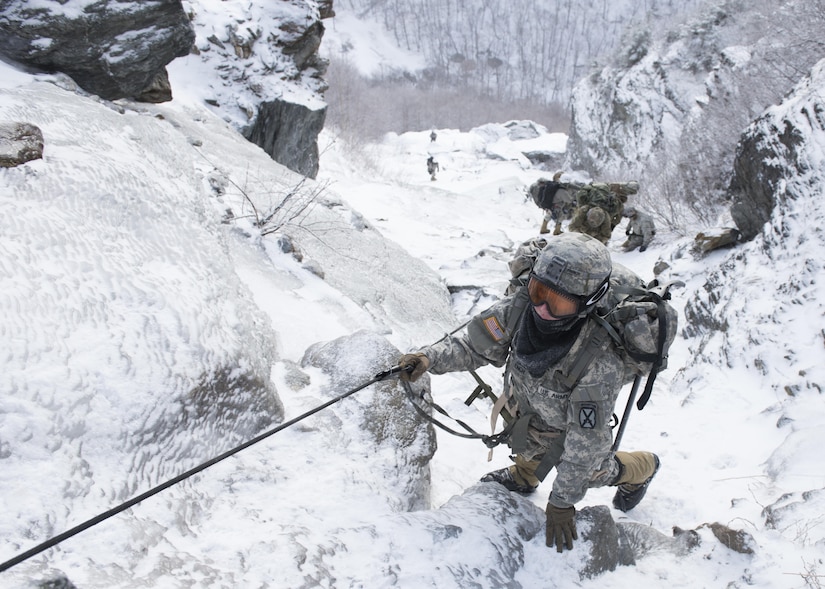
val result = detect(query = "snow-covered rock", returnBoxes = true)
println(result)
[173,0,332,177]
[0,0,193,101]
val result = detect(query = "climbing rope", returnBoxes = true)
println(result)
[0,365,405,574]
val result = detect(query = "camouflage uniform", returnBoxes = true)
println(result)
[569,182,638,244]
[568,205,613,244]
[534,173,576,235]
[401,233,661,551]
[420,298,626,508]
[540,185,575,231]
[622,207,656,251]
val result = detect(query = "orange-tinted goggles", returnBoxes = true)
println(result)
[527,275,582,318]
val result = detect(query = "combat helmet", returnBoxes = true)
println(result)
[529,233,612,318]
[586,207,607,228]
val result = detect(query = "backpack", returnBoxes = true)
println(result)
[576,183,622,217]
[529,179,562,210]
[505,237,679,408]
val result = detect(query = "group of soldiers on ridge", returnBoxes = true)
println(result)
[531,172,656,252]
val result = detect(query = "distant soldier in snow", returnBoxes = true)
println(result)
[398,233,661,554]
[427,156,439,181]
[621,206,656,252]
[430,130,437,142]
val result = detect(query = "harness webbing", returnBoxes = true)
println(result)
[534,441,566,482]
[401,379,515,449]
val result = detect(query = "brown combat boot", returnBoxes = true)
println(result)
[480,455,540,495]
[612,452,660,512]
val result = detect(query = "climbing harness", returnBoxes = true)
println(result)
[400,377,516,451]
[464,368,512,423]
[0,365,406,574]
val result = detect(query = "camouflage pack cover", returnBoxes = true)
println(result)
[576,183,622,217]
[595,262,678,376]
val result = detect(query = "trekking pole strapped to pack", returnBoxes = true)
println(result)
[611,374,641,452]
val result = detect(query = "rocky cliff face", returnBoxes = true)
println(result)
[727,84,821,240]
[728,58,825,241]
[183,0,333,178]
[683,58,825,396]
[565,2,825,231]
[0,0,194,102]
[0,0,333,178]
[565,5,744,180]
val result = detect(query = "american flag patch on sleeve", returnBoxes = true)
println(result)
[483,316,506,341]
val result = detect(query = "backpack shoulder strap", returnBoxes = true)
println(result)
[556,318,612,389]
[504,286,531,334]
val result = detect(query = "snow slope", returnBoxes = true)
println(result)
[1,53,824,588]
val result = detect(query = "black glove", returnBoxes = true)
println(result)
[639,245,647,252]
[398,353,430,382]
[546,502,577,553]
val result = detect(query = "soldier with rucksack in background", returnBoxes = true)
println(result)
[621,206,656,252]
[569,181,639,244]
[528,171,576,235]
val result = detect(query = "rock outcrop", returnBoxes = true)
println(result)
[565,3,825,235]
[728,62,825,239]
[301,331,437,511]
[244,98,327,180]
[185,0,332,178]
[0,0,333,177]
[0,121,44,167]
[681,58,825,398]
[0,0,193,101]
